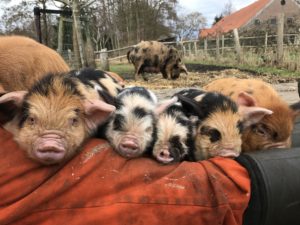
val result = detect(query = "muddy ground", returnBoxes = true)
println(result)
[124,64,299,104]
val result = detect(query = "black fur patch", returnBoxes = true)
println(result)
[30,73,81,98]
[30,74,55,96]
[200,126,221,143]
[176,89,238,120]
[237,120,243,134]
[169,135,183,161]
[19,101,30,128]
[71,69,109,92]
[118,87,154,103]
[133,107,148,118]
[113,113,125,131]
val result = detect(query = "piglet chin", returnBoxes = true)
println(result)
[216,149,240,158]
[33,134,67,165]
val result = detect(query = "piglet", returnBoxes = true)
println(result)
[152,101,195,164]
[0,68,122,165]
[204,78,300,152]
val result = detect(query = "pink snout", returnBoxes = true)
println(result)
[117,136,141,158]
[155,147,174,164]
[33,134,67,164]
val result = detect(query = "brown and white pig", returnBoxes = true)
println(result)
[0,68,122,165]
[172,88,272,160]
[204,77,300,152]
[0,35,69,93]
[127,41,188,80]
[104,86,177,158]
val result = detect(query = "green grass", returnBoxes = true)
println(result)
[184,59,300,77]
[109,64,134,75]
[102,59,300,78]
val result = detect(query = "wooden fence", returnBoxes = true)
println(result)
[93,29,300,72]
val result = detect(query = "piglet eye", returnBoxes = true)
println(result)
[208,129,221,143]
[200,126,221,143]
[252,124,268,137]
[146,126,153,133]
[27,116,36,126]
[70,117,80,127]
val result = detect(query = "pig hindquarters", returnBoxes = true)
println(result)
[0,69,122,165]
[0,35,69,93]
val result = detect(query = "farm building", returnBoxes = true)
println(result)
[199,0,300,38]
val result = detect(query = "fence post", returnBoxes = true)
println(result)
[277,12,284,65]
[100,48,109,71]
[216,34,220,60]
[221,35,225,55]
[204,38,208,56]
[233,28,242,63]
[194,41,198,56]
[264,32,268,54]
[181,42,186,57]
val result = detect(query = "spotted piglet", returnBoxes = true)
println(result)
[174,88,272,160]
[0,68,122,165]
[204,78,300,152]
[152,100,195,164]
[104,87,176,158]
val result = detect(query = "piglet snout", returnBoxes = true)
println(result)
[156,147,174,164]
[117,136,141,158]
[154,147,174,164]
[33,133,67,164]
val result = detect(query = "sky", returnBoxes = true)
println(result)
[0,0,258,28]
[178,0,257,26]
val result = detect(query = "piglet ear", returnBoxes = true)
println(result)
[155,96,178,115]
[0,91,28,125]
[237,92,257,107]
[177,94,203,117]
[239,106,273,128]
[83,99,116,131]
[0,91,28,106]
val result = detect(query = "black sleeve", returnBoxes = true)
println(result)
[236,148,300,225]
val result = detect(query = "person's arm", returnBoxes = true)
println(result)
[237,148,300,225]
[0,127,250,225]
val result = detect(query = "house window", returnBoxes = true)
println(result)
[270,18,277,25]
[254,19,261,25]
[287,17,294,24]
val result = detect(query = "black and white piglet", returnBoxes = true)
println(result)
[152,101,195,164]
[104,86,176,158]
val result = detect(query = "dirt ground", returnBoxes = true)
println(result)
[124,67,299,104]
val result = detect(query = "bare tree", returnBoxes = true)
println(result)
[175,12,207,41]
[222,0,235,16]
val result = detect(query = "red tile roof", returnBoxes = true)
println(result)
[200,0,271,38]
